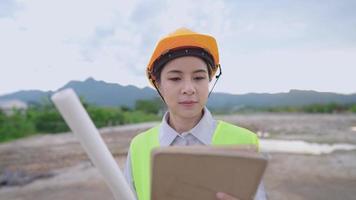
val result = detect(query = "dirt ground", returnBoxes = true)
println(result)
[1,113,356,200]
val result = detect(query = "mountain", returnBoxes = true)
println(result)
[0,90,53,105]
[56,77,156,107]
[207,90,356,109]
[1,77,356,108]
[0,78,157,107]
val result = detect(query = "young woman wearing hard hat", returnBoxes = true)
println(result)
[124,28,266,200]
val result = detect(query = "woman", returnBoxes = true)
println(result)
[124,28,266,200]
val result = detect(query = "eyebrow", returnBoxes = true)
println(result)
[167,69,208,74]
[193,69,208,74]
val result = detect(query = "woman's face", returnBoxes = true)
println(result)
[158,56,210,119]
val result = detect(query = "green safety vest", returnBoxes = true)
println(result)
[129,120,259,200]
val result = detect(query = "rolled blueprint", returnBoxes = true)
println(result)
[51,88,135,200]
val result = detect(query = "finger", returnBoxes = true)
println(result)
[216,192,240,200]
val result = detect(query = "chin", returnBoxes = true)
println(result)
[176,107,203,119]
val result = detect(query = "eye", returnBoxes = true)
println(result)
[194,76,206,81]
[168,77,181,81]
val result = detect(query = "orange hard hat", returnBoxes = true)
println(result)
[146,28,220,86]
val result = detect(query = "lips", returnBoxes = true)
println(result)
[179,100,198,105]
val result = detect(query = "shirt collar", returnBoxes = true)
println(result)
[159,107,216,146]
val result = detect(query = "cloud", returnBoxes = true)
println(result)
[219,47,356,94]
[223,0,356,52]
[0,0,355,95]
[64,0,234,76]
[0,0,22,18]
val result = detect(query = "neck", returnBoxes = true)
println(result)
[167,110,204,134]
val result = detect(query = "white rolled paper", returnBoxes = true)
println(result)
[51,88,135,200]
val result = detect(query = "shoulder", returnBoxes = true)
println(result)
[214,120,259,145]
[130,124,160,148]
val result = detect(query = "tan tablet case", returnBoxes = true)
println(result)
[151,146,268,200]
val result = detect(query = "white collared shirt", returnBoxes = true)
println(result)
[124,107,267,200]
[158,107,217,146]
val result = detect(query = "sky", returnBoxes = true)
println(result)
[0,0,355,96]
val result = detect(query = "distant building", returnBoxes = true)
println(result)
[0,100,28,115]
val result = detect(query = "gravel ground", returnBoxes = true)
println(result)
[0,114,355,200]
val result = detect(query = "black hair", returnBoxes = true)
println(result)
[151,47,215,83]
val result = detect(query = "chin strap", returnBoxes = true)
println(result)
[151,79,167,105]
[208,64,222,97]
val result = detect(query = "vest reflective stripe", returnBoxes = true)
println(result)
[129,120,259,200]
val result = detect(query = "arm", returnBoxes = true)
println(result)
[217,181,267,200]
[254,181,267,200]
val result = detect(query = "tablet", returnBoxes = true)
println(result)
[151,146,268,200]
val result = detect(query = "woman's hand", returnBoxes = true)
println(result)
[216,192,240,200]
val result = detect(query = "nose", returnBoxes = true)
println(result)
[181,79,195,95]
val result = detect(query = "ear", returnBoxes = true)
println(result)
[154,80,160,88]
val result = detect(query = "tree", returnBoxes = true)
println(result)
[0,109,36,142]
[135,98,163,114]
